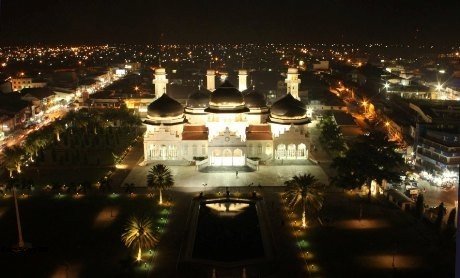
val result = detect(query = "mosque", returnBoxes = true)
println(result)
[142,68,311,167]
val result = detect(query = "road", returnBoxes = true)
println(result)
[416,179,458,212]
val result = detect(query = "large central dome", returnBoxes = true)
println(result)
[243,88,267,108]
[186,88,210,108]
[205,80,249,113]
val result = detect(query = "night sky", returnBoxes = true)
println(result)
[1,0,459,44]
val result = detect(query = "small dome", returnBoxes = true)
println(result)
[244,89,266,108]
[186,88,210,108]
[209,80,244,107]
[147,94,183,118]
[270,93,306,118]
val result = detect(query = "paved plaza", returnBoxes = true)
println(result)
[123,164,330,190]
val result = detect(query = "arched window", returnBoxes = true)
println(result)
[149,144,154,159]
[160,145,167,159]
[288,144,296,158]
[168,145,177,159]
[265,143,272,156]
[223,149,232,157]
[257,144,262,155]
[234,149,243,157]
[277,144,286,159]
[298,143,306,158]
[183,144,188,155]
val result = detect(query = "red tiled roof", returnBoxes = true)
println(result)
[182,125,208,140]
[247,133,272,140]
[246,125,272,140]
[183,125,208,132]
[246,125,271,132]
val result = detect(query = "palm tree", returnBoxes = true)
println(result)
[23,135,39,161]
[53,120,66,141]
[146,164,174,205]
[2,146,25,177]
[88,110,103,135]
[284,174,324,228]
[121,215,157,261]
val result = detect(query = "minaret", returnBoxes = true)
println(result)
[238,69,248,92]
[153,68,168,99]
[206,69,215,92]
[285,68,301,100]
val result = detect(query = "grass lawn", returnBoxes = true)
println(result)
[12,126,143,187]
[0,192,168,277]
[294,190,456,277]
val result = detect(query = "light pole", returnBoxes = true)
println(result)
[13,186,25,249]
[202,183,207,196]
[392,242,397,271]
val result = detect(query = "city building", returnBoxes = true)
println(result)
[10,76,47,91]
[142,68,311,166]
[0,94,31,131]
[411,101,460,174]
[21,87,57,117]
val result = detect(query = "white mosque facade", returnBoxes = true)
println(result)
[142,68,311,167]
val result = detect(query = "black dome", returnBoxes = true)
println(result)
[209,80,244,106]
[244,89,266,108]
[186,88,210,108]
[270,93,306,118]
[147,94,183,118]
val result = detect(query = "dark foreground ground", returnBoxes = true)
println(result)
[0,186,455,278]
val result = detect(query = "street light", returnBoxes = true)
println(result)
[436,83,443,91]
[361,101,368,114]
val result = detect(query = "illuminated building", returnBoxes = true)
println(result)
[143,68,311,166]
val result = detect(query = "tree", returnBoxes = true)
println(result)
[1,146,25,177]
[331,131,405,201]
[89,110,103,135]
[318,113,346,156]
[283,174,325,228]
[415,194,425,219]
[53,120,66,141]
[444,208,457,239]
[434,202,447,231]
[121,215,157,261]
[23,133,41,161]
[446,208,456,230]
[146,164,174,205]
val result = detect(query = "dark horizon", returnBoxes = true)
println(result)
[1,0,460,45]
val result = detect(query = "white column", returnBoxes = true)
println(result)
[153,68,168,99]
[206,69,215,92]
[285,68,301,100]
[238,69,248,92]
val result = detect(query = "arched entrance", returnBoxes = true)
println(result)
[210,148,245,166]
[276,144,286,159]
[222,149,233,166]
[233,148,245,166]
